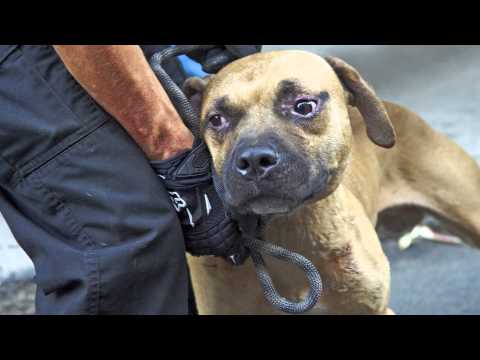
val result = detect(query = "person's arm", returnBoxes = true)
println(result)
[53,45,193,161]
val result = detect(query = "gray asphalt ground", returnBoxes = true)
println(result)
[1,45,479,314]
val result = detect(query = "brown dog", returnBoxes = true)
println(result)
[183,50,480,315]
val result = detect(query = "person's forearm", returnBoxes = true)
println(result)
[53,45,193,160]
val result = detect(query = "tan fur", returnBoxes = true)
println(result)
[185,51,480,315]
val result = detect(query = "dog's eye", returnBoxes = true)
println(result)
[208,114,229,131]
[293,99,318,116]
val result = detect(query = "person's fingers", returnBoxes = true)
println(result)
[202,50,235,73]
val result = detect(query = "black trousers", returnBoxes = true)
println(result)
[0,45,194,314]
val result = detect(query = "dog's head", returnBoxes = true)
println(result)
[185,50,396,216]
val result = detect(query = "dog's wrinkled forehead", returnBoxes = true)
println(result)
[200,50,345,121]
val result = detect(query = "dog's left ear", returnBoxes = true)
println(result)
[325,56,396,148]
[183,76,213,117]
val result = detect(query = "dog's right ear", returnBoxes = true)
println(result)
[183,76,212,116]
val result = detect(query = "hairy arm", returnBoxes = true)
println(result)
[53,45,193,160]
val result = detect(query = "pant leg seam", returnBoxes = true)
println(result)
[20,178,101,314]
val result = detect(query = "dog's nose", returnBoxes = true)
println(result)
[235,146,279,180]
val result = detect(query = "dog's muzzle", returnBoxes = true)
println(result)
[222,135,321,216]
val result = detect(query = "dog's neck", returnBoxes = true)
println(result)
[263,184,364,259]
[255,183,377,309]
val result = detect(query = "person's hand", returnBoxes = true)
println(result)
[188,45,262,73]
[151,139,248,261]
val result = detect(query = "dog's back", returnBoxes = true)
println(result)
[346,100,480,245]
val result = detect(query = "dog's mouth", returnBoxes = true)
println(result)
[222,182,300,217]
[223,168,332,218]
[243,195,297,216]
[224,182,327,217]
